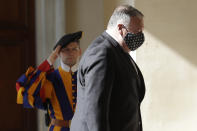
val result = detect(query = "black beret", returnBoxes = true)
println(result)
[53,31,83,50]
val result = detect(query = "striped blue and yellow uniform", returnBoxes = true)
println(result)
[16,60,77,131]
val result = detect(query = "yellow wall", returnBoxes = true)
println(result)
[65,0,104,51]
[135,0,197,131]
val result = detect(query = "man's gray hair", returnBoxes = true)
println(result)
[107,5,144,29]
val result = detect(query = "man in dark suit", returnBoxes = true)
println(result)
[70,5,146,131]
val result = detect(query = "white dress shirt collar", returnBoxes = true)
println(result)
[60,60,78,72]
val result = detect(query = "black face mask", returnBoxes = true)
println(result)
[124,32,145,51]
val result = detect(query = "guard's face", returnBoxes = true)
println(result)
[59,42,81,67]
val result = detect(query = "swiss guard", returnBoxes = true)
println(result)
[16,31,82,131]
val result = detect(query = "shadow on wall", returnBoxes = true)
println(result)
[135,0,197,66]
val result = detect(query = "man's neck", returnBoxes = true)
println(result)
[106,29,120,44]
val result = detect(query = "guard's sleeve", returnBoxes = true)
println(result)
[16,60,53,109]
[82,47,115,131]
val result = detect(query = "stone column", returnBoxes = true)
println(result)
[35,0,65,130]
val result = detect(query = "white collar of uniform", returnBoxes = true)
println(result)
[60,60,78,72]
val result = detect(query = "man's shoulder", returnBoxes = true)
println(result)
[81,40,114,68]
[85,33,114,56]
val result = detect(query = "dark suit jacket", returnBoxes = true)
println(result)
[70,31,146,131]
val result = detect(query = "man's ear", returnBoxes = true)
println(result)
[117,24,124,36]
